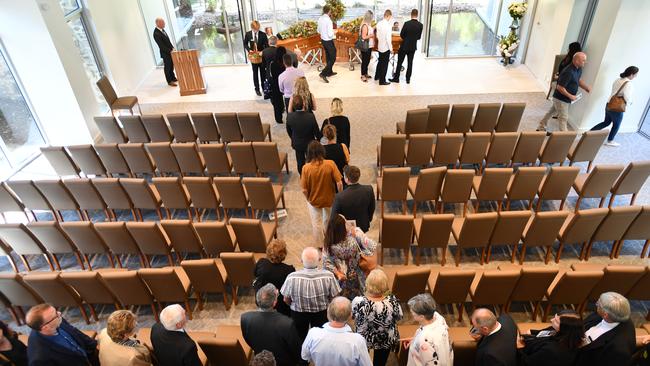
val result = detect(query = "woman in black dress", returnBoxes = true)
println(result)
[518,310,584,366]
[321,98,351,150]
[322,124,349,190]
[269,47,287,123]
[254,239,295,316]
[0,321,27,366]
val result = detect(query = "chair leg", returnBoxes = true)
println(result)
[107,253,116,268]
[115,255,123,268]
[555,241,565,263]
[544,246,552,264]
[587,161,593,173]
[455,247,461,266]
[404,247,409,266]
[412,201,417,217]
[535,199,542,212]
[50,254,62,271]
[485,246,492,263]
[78,305,91,324]
[559,199,566,211]
[519,244,527,265]
[232,286,239,305]
[184,300,193,320]
[542,303,552,322]
[631,193,638,205]
[474,200,479,213]
[574,197,581,213]
[598,197,605,208]
[608,194,616,208]
[641,240,649,258]
[19,255,32,271]
[5,254,18,273]
[84,254,94,270]
[457,303,464,322]
[151,304,159,322]
[463,203,468,217]
[510,244,517,263]
[88,304,99,322]
[441,247,447,266]
[532,301,540,321]
[402,201,407,215]
[222,291,231,310]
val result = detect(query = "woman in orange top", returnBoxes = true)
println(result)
[301,141,343,245]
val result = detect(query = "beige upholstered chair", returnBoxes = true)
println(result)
[253,142,290,183]
[23,272,94,323]
[408,166,446,215]
[96,76,141,116]
[40,146,80,177]
[572,263,646,302]
[60,221,114,269]
[215,112,243,143]
[431,133,463,166]
[0,223,55,271]
[486,210,531,263]
[572,164,624,211]
[615,205,650,258]
[242,177,285,225]
[376,167,410,216]
[413,213,453,265]
[161,220,206,258]
[94,144,131,177]
[566,130,608,172]
[200,144,232,176]
[146,142,181,175]
[519,211,569,264]
[5,180,53,219]
[471,168,512,211]
[220,252,261,305]
[138,267,198,318]
[183,177,221,221]
[536,166,580,211]
[191,112,220,143]
[141,114,173,142]
[27,221,82,271]
[439,169,474,216]
[396,108,429,136]
[94,116,127,143]
[405,133,434,167]
[471,103,501,132]
[193,222,236,257]
[0,182,28,222]
[171,143,206,175]
[230,218,277,253]
[429,268,476,321]
[33,179,82,221]
[63,179,110,221]
[238,112,271,142]
[495,102,525,132]
[469,269,519,312]
[118,143,156,177]
[379,215,414,265]
[377,134,406,174]
[484,132,518,170]
[119,115,150,143]
[60,271,122,314]
[624,267,650,320]
[451,212,498,265]
[99,270,158,321]
[213,177,250,220]
[152,177,193,220]
[94,222,147,268]
[167,113,197,143]
[538,131,577,165]
[388,267,431,304]
[511,131,546,166]
[542,270,603,321]
[229,142,258,175]
[0,273,44,323]
[119,178,163,220]
[584,206,641,260]
[181,259,230,309]
[447,104,474,133]
[498,265,559,320]
[92,178,136,220]
[426,104,449,133]
[609,161,650,207]
[554,208,608,263]
[67,145,107,177]
[126,222,175,266]
[459,132,491,167]
[505,167,546,210]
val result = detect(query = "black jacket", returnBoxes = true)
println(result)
[26,319,99,366]
[321,116,351,150]
[150,323,201,366]
[575,312,636,366]
[399,19,423,52]
[330,184,375,232]
[241,311,302,366]
[153,28,174,57]
[520,327,578,366]
[286,111,321,151]
[254,258,296,316]
[244,30,268,52]
[475,314,518,366]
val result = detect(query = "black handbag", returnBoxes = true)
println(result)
[355,24,370,51]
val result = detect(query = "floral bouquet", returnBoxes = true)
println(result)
[508,1,528,20]
[325,0,346,22]
[340,17,377,34]
[279,20,318,39]
[497,32,520,62]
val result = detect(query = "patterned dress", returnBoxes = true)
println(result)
[351,295,403,351]
[407,312,454,366]
[323,228,377,299]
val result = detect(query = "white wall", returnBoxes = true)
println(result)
[85,0,154,95]
[0,0,93,145]
[139,0,170,66]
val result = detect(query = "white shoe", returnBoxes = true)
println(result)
[604,141,620,147]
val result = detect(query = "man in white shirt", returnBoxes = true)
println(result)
[301,297,372,366]
[375,9,394,85]
[317,5,336,83]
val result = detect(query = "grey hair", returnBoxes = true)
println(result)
[363,10,374,24]
[407,294,436,320]
[269,36,278,46]
[472,308,497,328]
[160,304,185,330]
[256,283,278,310]
[327,296,351,323]
[598,292,630,322]
[301,247,320,269]
[250,350,276,366]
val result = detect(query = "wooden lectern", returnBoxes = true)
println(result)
[171,49,206,96]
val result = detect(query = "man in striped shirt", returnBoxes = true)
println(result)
[281,246,341,341]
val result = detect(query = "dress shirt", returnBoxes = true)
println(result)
[280,268,340,313]
[610,77,634,105]
[301,323,372,366]
[278,66,305,98]
[488,322,502,336]
[317,14,334,41]
[44,328,87,356]
[584,320,619,343]
[376,18,393,53]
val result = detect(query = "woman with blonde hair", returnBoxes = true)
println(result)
[254,239,296,316]
[351,269,402,366]
[288,77,317,113]
[359,10,375,82]
[98,310,153,366]
[321,98,351,149]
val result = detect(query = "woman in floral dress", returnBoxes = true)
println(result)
[352,269,403,366]
[323,214,376,299]
[404,293,453,366]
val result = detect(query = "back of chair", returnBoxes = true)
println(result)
[539,131,577,164]
[547,270,603,305]
[485,132,518,166]
[171,143,205,174]
[511,131,545,164]
[94,222,141,255]
[40,147,80,176]
[138,267,188,303]
[220,252,256,286]
[522,211,569,248]
[507,167,546,201]
[611,161,650,196]
[146,142,181,175]
[33,180,79,211]
[67,145,107,176]
[215,112,242,142]
[538,166,580,200]
[213,177,248,209]
[167,113,197,142]
[0,223,46,255]
[440,169,474,203]
[141,114,173,142]
[160,220,205,255]
[432,133,463,165]
[23,272,81,307]
[626,267,650,301]
[242,177,278,210]
[472,103,501,132]
[471,269,519,306]
[193,222,236,256]
[181,259,228,293]
[183,177,220,210]
[96,76,118,106]
[560,208,608,244]
[380,215,414,250]
[60,271,119,305]
[199,338,250,366]
[403,109,429,136]
[92,178,132,210]
[506,266,559,303]
[229,142,258,175]
[200,144,232,175]
[490,211,532,246]
[426,104,449,133]
[379,134,406,167]
[459,132,491,165]
[230,218,269,253]
[412,166,446,201]
[621,205,650,241]
[406,134,434,166]
[94,144,130,175]
[119,143,155,175]
[94,116,126,144]
[119,115,150,143]
[577,164,625,198]
[152,177,190,210]
[475,168,512,201]
[99,270,154,306]
[391,267,431,303]
[253,142,283,174]
[447,104,474,133]
[495,102,525,132]
[120,178,160,210]
[0,273,43,306]
[60,221,109,255]
[577,265,647,301]
[567,130,608,164]
[592,206,642,242]
[456,212,498,248]
[415,214,454,248]
[238,112,266,141]
[380,167,410,201]
[6,180,51,211]
[431,269,476,304]
[0,183,25,212]
[191,112,220,143]
[62,179,106,211]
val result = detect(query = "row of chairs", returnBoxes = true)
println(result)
[378,162,650,217]
[378,130,609,174]
[395,102,525,135]
[377,205,650,266]
[0,218,277,272]
[41,141,290,180]
[0,176,284,223]
[94,111,271,145]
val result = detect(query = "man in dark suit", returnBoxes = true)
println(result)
[244,20,269,96]
[576,292,636,366]
[241,284,302,366]
[151,304,202,366]
[153,17,178,87]
[330,165,375,232]
[26,303,99,366]
[390,9,423,84]
[471,308,517,366]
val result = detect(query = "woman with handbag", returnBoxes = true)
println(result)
[590,66,639,146]
[323,214,377,299]
[358,10,375,82]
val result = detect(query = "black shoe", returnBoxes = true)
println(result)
[255,89,262,96]
[389,78,399,83]
[320,74,329,83]
[379,81,390,86]
[329,72,337,76]
[406,79,410,84]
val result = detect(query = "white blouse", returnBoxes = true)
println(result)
[610,77,634,105]
[407,312,454,366]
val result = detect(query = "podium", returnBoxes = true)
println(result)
[171,49,206,96]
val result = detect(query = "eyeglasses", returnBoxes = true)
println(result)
[41,311,62,329]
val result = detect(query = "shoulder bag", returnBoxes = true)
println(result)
[606,81,629,112]
[355,24,370,52]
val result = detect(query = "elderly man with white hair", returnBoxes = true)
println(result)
[576,291,636,366]
[152,17,177,86]
[150,304,201,366]
[280,247,341,341]
[302,296,372,366]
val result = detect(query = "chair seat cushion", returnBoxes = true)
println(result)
[112,96,138,109]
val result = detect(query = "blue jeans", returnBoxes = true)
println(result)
[591,108,624,141]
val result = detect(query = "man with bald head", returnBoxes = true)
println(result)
[470,308,517,366]
[301,297,372,366]
[280,247,341,340]
[538,51,591,131]
[153,17,178,86]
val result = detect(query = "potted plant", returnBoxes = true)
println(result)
[508,1,528,28]
[325,0,346,28]
[497,32,519,66]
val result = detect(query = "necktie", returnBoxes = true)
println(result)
[253,32,257,44]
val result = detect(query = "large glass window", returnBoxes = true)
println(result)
[59,0,80,16]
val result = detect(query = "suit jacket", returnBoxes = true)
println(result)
[27,319,99,366]
[244,30,268,52]
[475,314,518,366]
[399,19,423,52]
[153,28,174,57]
[520,327,577,366]
[97,329,153,366]
[286,111,321,151]
[241,311,302,366]
[575,312,636,366]
[330,184,375,232]
[150,323,201,366]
